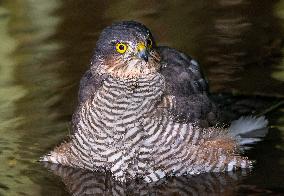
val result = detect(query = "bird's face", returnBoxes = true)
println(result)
[92,21,161,79]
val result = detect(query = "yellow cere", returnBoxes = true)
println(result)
[137,42,146,52]
[116,43,128,54]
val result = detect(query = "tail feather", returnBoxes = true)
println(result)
[228,116,268,148]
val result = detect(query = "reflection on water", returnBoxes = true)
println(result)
[0,0,66,195]
[0,0,283,195]
[194,0,284,95]
[44,162,247,196]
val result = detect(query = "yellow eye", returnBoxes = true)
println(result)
[116,43,128,54]
[146,39,153,48]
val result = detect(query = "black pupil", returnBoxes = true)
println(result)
[147,39,152,46]
[119,45,124,50]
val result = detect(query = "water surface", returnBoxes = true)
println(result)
[0,0,283,195]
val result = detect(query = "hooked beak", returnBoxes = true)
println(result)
[137,42,148,62]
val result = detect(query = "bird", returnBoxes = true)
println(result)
[41,21,268,183]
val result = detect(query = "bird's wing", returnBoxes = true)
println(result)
[78,68,106,104]
[157,46,219,127]
[72,68,107,131]
[158,46,208,95]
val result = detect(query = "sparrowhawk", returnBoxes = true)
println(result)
[41,21,268,183]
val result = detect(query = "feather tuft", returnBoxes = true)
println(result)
[228,116,268,149]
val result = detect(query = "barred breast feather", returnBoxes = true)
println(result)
[41,72,253,183]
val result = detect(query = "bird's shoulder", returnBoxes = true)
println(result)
[157,46,208,97]
[157,46,218,126]
[78,68,106,104]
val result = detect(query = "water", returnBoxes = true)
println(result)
[0,0,283,195]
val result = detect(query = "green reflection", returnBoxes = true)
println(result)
[0,4,29,196]
[273,1,284,82]
[272,54,284,82]
[0,0,67,195]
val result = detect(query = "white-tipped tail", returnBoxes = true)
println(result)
[229,116,268,149]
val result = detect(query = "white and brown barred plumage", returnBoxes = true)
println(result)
[41,21,268,183]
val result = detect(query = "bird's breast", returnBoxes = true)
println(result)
[83,73,165,135]
[71,73,166,176]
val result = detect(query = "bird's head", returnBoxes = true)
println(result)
[91,21,161,79]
